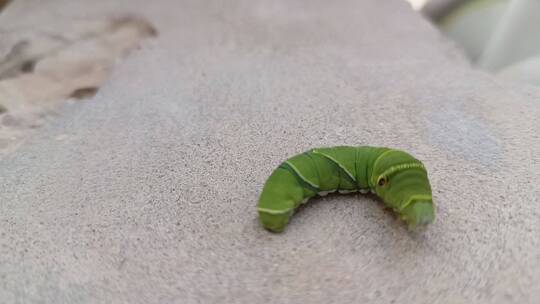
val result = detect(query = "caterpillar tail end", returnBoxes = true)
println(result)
[258,208,293,233]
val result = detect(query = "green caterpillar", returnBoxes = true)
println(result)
[257,146,435,232]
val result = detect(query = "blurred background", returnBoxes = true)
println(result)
[1,0,539,157]
[408,0,540,86]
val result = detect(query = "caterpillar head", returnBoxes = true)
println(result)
[371,150,435,229]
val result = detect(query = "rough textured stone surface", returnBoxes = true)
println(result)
[0,14,155,156]
[1,0,539,303]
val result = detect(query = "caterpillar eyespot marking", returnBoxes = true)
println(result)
[257,146,435,232]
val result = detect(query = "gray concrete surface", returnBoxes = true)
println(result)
[1,0,540,303]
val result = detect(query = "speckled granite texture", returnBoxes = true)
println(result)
[1,0,539,303]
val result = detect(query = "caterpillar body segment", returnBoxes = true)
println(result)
[257,146,434,232]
